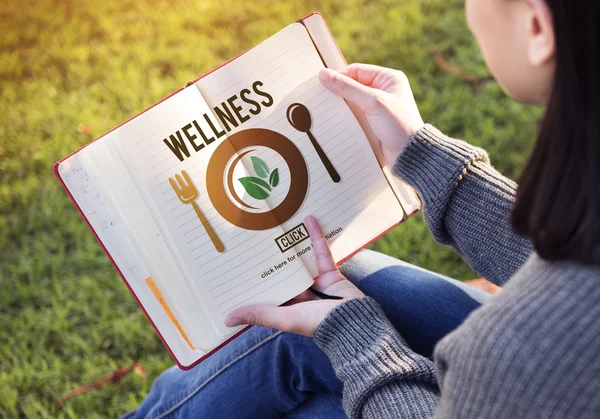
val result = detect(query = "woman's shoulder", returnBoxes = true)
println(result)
[488,253,600,321]
[441,253,600,356]
[434,253,600,417]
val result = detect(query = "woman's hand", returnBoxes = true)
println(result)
[224,216,365,338]
[319,64,424,167]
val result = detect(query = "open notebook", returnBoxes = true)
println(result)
[54,13,420,369]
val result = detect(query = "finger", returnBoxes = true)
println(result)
[339,63,408,94]
[338,63,389,87]
[225,305,279,328]
[318,68,378,111]
[225,305,305,334]
[304,216,338,275]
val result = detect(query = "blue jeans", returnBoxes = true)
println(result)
[124,250,489,418]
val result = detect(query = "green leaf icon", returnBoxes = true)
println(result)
[251,156,269,178]
[269,168,279,187]
[238,176,271,200]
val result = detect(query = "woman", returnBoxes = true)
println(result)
[127,0,599,417]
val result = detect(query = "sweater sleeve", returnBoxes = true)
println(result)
[314,297,440,419]
[392,125,533,286]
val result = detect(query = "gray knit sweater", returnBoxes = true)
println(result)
[313,125,600,418]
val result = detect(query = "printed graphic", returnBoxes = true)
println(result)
[169,170,225,253]
[287,103,341,183]
[169,103,341,246]
[237,156,280,201]
[206,128,309,231]
[275,223,310,253]
[146,276,195,350]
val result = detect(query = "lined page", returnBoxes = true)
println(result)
[280,79,404,276]
[206,75,404,278]
[102,21,401,344]
[195,23,324,127]
[197,23,404,279]
[303,13,421,216]
[115,82,313,338]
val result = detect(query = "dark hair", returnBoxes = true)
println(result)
[511,0,600,265]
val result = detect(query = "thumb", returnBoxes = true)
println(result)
[225,305,289,330]
[319,68,378,111]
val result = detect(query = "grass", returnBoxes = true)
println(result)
[0,0,540,416]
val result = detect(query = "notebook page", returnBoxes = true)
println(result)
[58,152,206,366]
[303,13,421,216]
[195,23,323,128]
[115,84,313,338]
[257,78,404,277]
[214,75,404,278]
[196,23,403,279]
[79,122,223,351]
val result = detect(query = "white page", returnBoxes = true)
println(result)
[196,23,404,279]
[303,14,421,216]
[58,153,205,367]
[195,23,324,127]
[273,78,404,277]
[115,85,313,338]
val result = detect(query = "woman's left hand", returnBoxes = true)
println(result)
[224,216,365,337]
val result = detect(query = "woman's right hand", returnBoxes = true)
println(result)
[319,64,424,167]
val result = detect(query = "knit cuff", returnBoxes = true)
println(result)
[392,124,490,204]
[314,297,429,373]
[314,297,405,360]
[314,297,439,417]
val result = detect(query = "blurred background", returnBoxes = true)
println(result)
[0,0,540,416]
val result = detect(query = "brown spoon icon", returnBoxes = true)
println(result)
[287,103,341,183]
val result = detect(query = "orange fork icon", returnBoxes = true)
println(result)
[169,170,225,253]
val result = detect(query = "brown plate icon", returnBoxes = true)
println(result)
[206,128,309,231]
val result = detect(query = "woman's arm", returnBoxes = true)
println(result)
[319,65,533,286]
[393,125,533,285]
[227,218,444,418]
[314,297,441,418]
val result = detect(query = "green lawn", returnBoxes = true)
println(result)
[0,0,540,417]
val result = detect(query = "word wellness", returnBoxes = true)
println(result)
[163,81,274,162]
